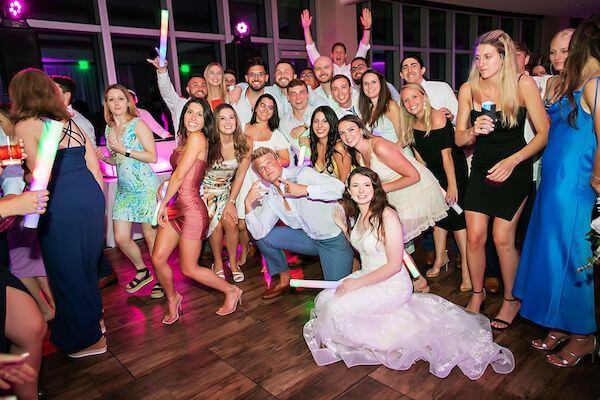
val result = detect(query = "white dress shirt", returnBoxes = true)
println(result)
[156,71,189,133]
[232,86,257,126]
[420,79,458,122]
[306,42,371,81]
[279,103,325,164]
[68,105,96,148]
[332,92,361,119]
[245,166,344,240]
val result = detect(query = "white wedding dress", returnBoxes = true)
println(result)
[303,224,515,380]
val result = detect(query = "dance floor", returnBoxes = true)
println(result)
[40,241,600,400]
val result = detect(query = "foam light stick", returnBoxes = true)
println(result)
[297,146,307,167]
[152,180,169,226]
[24,119,63,228]
[158,9,169,67]
[402,252,423,280]
[440,188,463,215]
[290,279,340,289]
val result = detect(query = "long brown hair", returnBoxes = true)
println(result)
[358,69,391,127]
[208,103,248,165]
[177,98,214,147]
[342,166,395,243]
[467,30,520,128]
[9,68,70,123]
[557,13,600,128]
[338,114,374,167]
[103,84,139,127]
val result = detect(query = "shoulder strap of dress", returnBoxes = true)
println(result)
[517,73,524,83]
[593,76,600,117]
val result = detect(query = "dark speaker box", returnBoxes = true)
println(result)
[0,24,42,92]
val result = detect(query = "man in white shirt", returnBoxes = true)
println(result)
[330,74,361,119]
[233,57,271,125]
[147,56,208,131]
[279,79,327,164]
[301,8,372,81]
[400,55,458,121]
[312,56,341,109]
[52,76,97,147]
[245,147,353,299]
[350,57,400,101]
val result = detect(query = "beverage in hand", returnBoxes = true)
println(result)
[0,144,23,166]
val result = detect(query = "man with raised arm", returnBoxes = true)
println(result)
[301,8,372,80]
[147,56,207,131]
[245,147,354,299]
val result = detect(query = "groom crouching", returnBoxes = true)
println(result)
[245,147,354,299]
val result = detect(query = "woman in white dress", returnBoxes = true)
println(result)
[303,166,515,379]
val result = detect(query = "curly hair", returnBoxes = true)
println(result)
[177,98,214,147]
[209,103,249,165]
[342,166,395,243]
[309,106,341,174]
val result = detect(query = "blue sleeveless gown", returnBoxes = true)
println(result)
[513,78,599,334]
[38,146,105,353]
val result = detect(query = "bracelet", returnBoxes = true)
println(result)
[125,149,131,158]
[228,198,236,204]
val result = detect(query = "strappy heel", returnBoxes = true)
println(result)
[426,251,450,278]
[216,288,243,316]
[466,289,486,312]
[547,335,598,368]
[162,294,183,325]
[532,332,570,351]
[211,263,226,279]
[491,297,520,331]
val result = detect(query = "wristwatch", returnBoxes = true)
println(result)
[125,149,131,158]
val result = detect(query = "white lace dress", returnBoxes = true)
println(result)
[303,225,515,380]
[366,150,448,242]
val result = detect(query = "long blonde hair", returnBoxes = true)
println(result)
[204,62,228,103]
[399,83,432,145]
[467,30,519,128]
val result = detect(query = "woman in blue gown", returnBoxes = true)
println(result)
[10,69,107,358]
[513,14,600,367]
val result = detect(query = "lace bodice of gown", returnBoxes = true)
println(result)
[350,224,389,274]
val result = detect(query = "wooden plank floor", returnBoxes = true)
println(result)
[40,241,600,400]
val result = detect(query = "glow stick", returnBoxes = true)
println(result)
[152,180,169,226]
[290,279,340,289]
[297,146,307,167]
[440,188,463,215]
[158,9,169,67]
[24,119,62,228]
[403,252,422,279]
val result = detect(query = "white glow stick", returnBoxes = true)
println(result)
[290,279,340,289]
[440,188,463,215]
[152,180,169,226]
[297,146,307,167]
[158,9,169,67]
[403,252,422,279]
[24,119,63,229]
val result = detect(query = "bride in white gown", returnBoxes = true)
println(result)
[303,167,515,380]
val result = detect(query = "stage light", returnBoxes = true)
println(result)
[180,64,190,74]
[78,60,89,70]
[234,21,250,38]
[7,0,24,19]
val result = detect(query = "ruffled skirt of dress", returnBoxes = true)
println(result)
[303,269,515,380]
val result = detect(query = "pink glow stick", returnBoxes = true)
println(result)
[24,119,63,228]
[290,279,340,289]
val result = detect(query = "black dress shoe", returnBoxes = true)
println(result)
[98,272,118,289]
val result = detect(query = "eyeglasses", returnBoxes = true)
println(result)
[247,72,266,78]
[300,73,314,78]
[258,103,274,111]
[350,64,368,72]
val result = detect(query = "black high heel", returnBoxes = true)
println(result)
[491,297,520,331]
[466,289,486,312]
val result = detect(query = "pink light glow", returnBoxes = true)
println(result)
[8,0,23,18]
[234,21,249,37]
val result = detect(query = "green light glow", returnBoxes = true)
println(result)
[78,60,89,70]
[180,64,190,74]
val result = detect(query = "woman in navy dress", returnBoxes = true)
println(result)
[11,69,107,358]
[514,14,600,367]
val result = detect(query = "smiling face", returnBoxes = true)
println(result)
[186,77,208,99]
[475,44,503,80]
[223,72,236,90]
[549,34,571,72]
[254,97,275,122]
[275,62,295,89]
[331,77,352,108]
[183,102,205,133]
[314,56,333,84]
[106,88,129,117]
[254,152,283,184]
[400,86,425,117]
[205,64,223,87]
[338,120,363,148]
[312,111,331,141]
[287,84,309,111]
[300,68,318,90]
[400,57,425,84]
[217,107,237,135]
[331,44,347,67]
[361,72,381,100]
[348,173,374,205]
[350,58,368,84]
[246,65,269,92]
